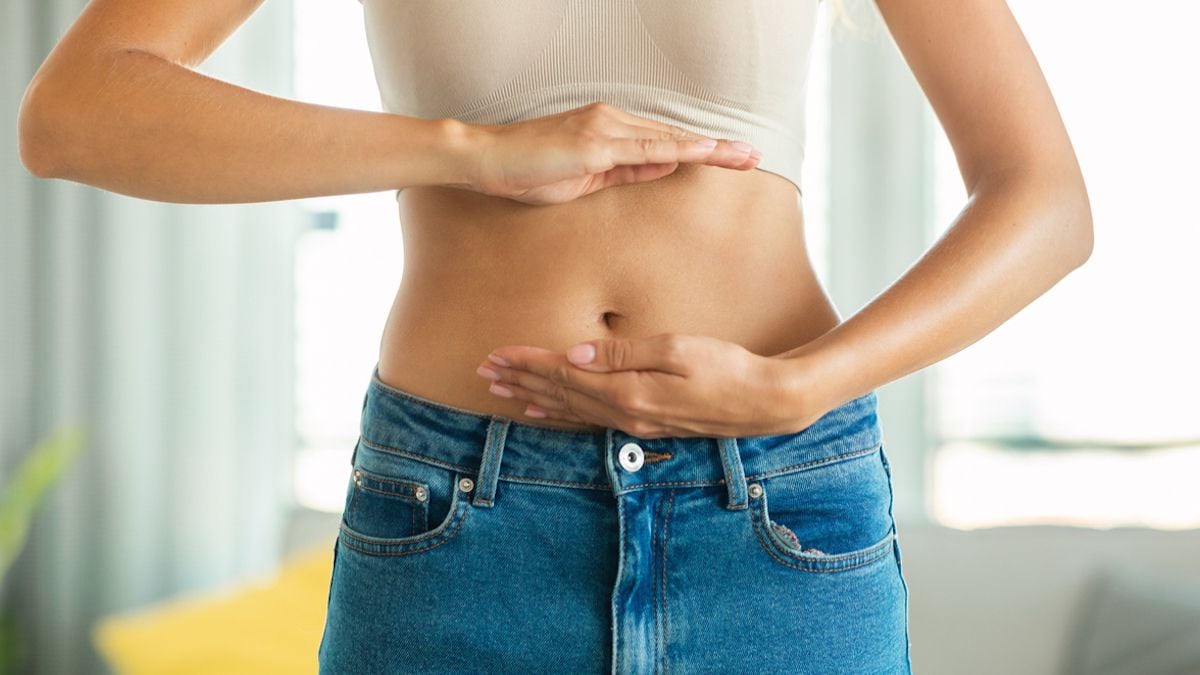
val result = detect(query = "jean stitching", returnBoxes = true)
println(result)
[354,469,424,492]
[717,438,736,508]
[651,493,661,669]
[339,490,468,548]
[745,443,882,482]
[338,509,469,557]
[662,489,675,674]
[357,437,883,493]
[753,521,896,572]
[355,477,426,500]
[749,490,896,571]
[612,485,627,674]
[359,437,614,489]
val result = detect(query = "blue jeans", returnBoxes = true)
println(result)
[318,364,912,674]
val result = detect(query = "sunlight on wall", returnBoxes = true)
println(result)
[291,0,400,511]
[927,1,1200,530]
[933,443,1200,530]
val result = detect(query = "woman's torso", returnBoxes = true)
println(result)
[368,0,834,431]
[377,162,842,432]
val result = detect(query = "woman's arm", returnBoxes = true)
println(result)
[16,0,476,203]
[457,0,1095,439]
[18,0,752,204]
[775,0,1094,414]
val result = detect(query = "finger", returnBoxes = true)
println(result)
[619,129,762,171]
[488,364,706,438]
[484,357,619,410]
[595,162,681,189]
[485,346,627,404]
[489,379,589,422]
[524,403,586,424]
[564,333,693,375]
[489,376,625,428]
[606,110,722,151]
[606,118,762,170]
[603,135,757,170]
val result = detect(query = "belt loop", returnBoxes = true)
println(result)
[717,437,748,510]
[474,417,511,508]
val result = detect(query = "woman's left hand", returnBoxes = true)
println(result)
[475,333,821,438]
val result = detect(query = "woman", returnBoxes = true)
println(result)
[18,0,1092,671]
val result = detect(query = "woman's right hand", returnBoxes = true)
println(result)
[463,102,762,205]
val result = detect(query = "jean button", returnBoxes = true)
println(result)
[618,442,645,472]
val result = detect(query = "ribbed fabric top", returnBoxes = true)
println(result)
[358,0,822,197]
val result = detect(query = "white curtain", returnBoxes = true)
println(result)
[1,1,304,673]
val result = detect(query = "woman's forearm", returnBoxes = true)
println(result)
[775,168,1094,413]
[18,47,478,203]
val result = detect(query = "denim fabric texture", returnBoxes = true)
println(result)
[318,364,912,674]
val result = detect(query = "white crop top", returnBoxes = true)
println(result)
[357,0,822,197]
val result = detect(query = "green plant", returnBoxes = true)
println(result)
[0,424,87,674]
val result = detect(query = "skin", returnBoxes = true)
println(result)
[477,0,1094,437]
[18,0,1092,439]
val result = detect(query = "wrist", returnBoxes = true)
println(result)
[770,344,844,427]
[431,117,490,192]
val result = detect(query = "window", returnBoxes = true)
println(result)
[291,0,396,512]
[926,1,1200,529]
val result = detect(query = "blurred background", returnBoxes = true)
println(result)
[2,0,1198,673]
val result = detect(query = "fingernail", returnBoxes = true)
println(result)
[749,148,762,160]
[730,141,754,154]
[567,343,596,364]
[525,406,547,418]
[487,353,510,367]
[489,382,513,397]
[476,365,501,380]
[694,138,718,148]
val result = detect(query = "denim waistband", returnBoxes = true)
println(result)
[357,364,883,501]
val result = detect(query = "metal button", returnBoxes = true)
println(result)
[353,469,362,486]
[748,482,763,499]
[414,486,428,501]
[618,442,645,472]
[458,477,475,492]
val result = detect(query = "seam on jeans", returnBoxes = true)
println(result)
[339,491,467,546]
[355,470,421,490]
[358,438,613,489]
[612,485,627,673]
[717,439,736,506]
[651,493,661,669]
[498,474,611,490]
[355,480,426,500]
[357,437,883,493]
[752,521,895,573]
[743,443,882,482]
[662,489,675,674]
[338,507,469,557]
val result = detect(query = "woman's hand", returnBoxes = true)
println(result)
[474,333,827,438]
[464,101,762,205]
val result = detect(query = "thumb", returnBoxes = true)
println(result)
[566,335,675,373]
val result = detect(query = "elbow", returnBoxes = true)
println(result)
[1064,182,1094,270]
[17,75,67,179]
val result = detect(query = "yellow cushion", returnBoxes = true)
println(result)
[92,539,335,675]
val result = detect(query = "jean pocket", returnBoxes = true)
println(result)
[338,438,473,557]
[748,444,896,573]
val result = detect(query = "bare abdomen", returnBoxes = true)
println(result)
[376,163,841,431]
